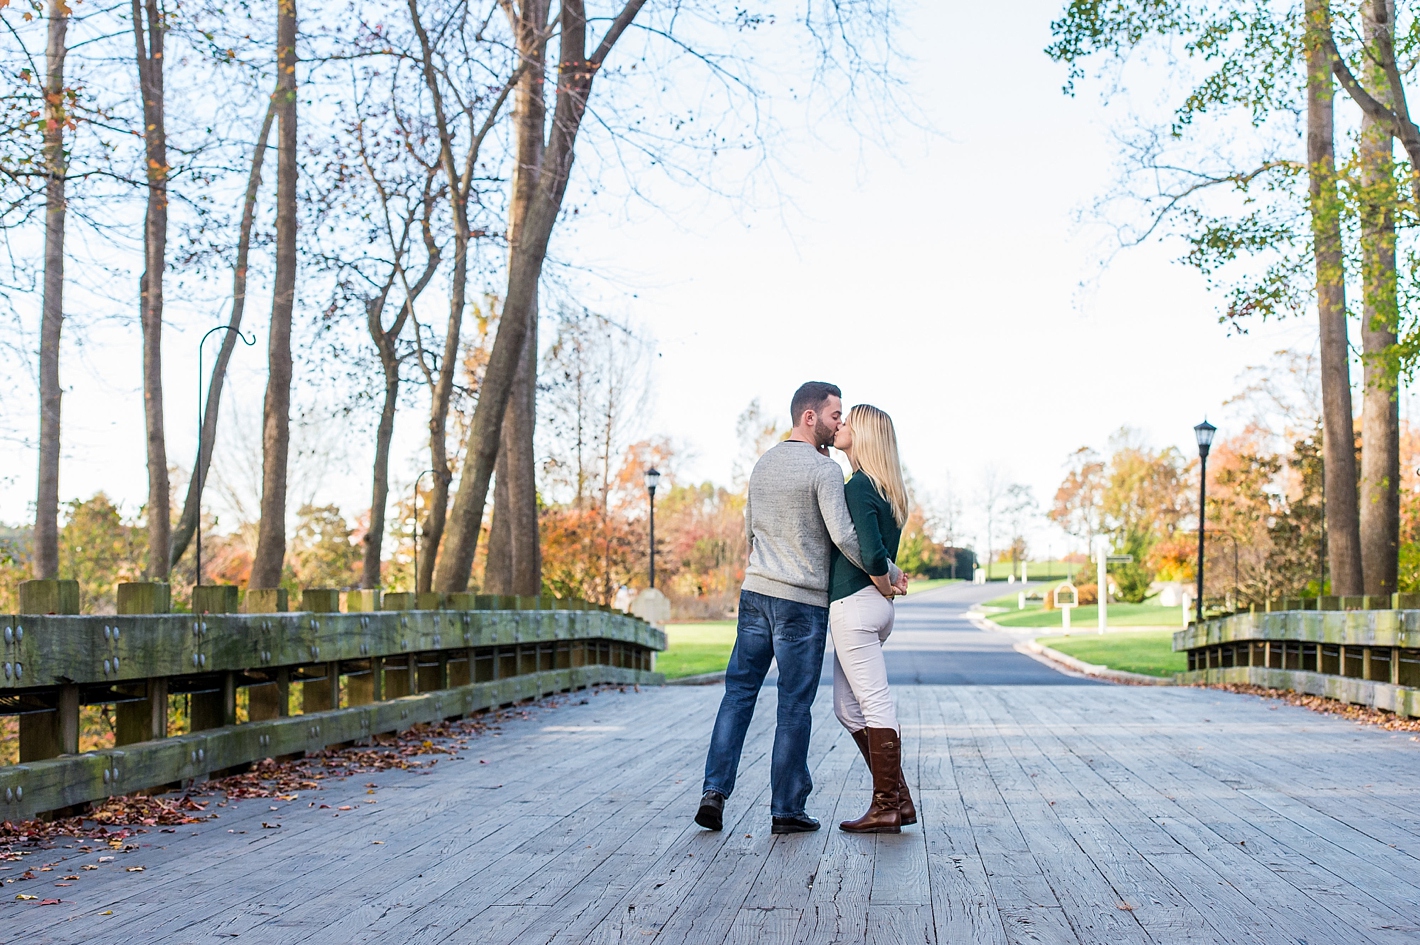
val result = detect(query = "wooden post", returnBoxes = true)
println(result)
[301,588,341,613]
[223,671,237,726]
[116,582,170,745]
[117,582,170,615]
[192,584,239,614]
[408,653,420,695]
[345,589,381,612]
[416,591,444,610]
[383,592,416,611]
[302,662,340,713]
[18,578,80,615]
[244,588,288,613]
[248,680,283,721]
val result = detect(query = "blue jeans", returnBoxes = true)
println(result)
[702,589,828,818]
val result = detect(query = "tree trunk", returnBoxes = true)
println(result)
[250,0,298,589]
[1306,0,1363,596]
[485,307,541,595]
[362,319,401,590]
[35,3,70,580]
[484,455,513,593]
[498,2,549,598]
[134,0,170,580]
[169,102,277,568]
[1360,0,1400,597]
[506,306,542,594]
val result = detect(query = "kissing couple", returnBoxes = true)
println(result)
[696,381,914,835]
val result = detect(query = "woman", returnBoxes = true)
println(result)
[828,403,915,833]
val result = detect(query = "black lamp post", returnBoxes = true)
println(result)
[1194,419,1217,624]
[644,467,661,589]
[195,325,255,589]
[412,469,436,593]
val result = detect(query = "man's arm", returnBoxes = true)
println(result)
[816,465,866,571]
[744,487,754,552]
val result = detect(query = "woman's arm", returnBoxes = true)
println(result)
[846,478,891,579]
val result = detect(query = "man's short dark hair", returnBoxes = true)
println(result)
[790,381,842,427]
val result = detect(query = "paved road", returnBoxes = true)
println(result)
[819,580,1099,686]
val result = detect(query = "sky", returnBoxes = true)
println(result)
[2,1,1333,560]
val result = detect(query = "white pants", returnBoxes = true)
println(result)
[830,584,898,733]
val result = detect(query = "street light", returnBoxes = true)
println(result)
[195,325,255,589]
[412,469,436,593]
[644,467,661,589]
[1194,419,1217,625]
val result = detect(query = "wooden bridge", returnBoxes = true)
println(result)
[7,584,1420,943]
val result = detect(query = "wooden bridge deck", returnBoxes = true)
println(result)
[10,680,1420,944]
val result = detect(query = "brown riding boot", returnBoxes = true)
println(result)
[850,728,916,826]
[840,728,902,833]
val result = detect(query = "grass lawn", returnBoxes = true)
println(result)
[988,600,1187,629]
[982,560,1078,581]
[659,621,737,679]
[905,577,963,594]
[1035,629,1186,678]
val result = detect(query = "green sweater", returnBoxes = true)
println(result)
[829,470,902,603]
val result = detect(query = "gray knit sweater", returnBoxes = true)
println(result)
[741,441,871,608]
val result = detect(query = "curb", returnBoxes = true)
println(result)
[664,671,726,686]
[1014,639,1176,686]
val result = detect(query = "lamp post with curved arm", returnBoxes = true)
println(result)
[195,325,256,588]
[413,469,436,592]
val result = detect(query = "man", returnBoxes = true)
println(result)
[696,381,907,834]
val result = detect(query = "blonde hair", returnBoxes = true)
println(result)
[847,404,909,526]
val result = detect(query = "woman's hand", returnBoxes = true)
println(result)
[871,573,896,599]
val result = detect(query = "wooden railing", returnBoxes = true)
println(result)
[0,581,665,820]
[1173,598,1420,717]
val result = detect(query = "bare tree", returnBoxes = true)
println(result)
[132,0,171,579]
[34,0,70,580]
[434,0,646,593]
[250,0,299,589]
[406,0,519,594]
[978,466,1009,575]
[344,70,444,589]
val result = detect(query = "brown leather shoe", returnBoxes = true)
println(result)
[850,728,915,826]
[840,728,902,833]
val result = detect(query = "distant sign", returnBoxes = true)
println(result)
[1106,555,1135,564]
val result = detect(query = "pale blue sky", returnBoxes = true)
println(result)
[3,1,1328,558]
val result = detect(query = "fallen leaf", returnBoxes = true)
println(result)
[371,840,384,845]
[55,883,73,887]
[125,866,145,873]
[15,893,36,900]
[38,898,61,905]
[261,823,280,829]
[337,806,352,811]
[97,856,114,863]
[1116,903,1134,911]
[62,875,78,881]
[100,910,113,915]
[81,865,97,872]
